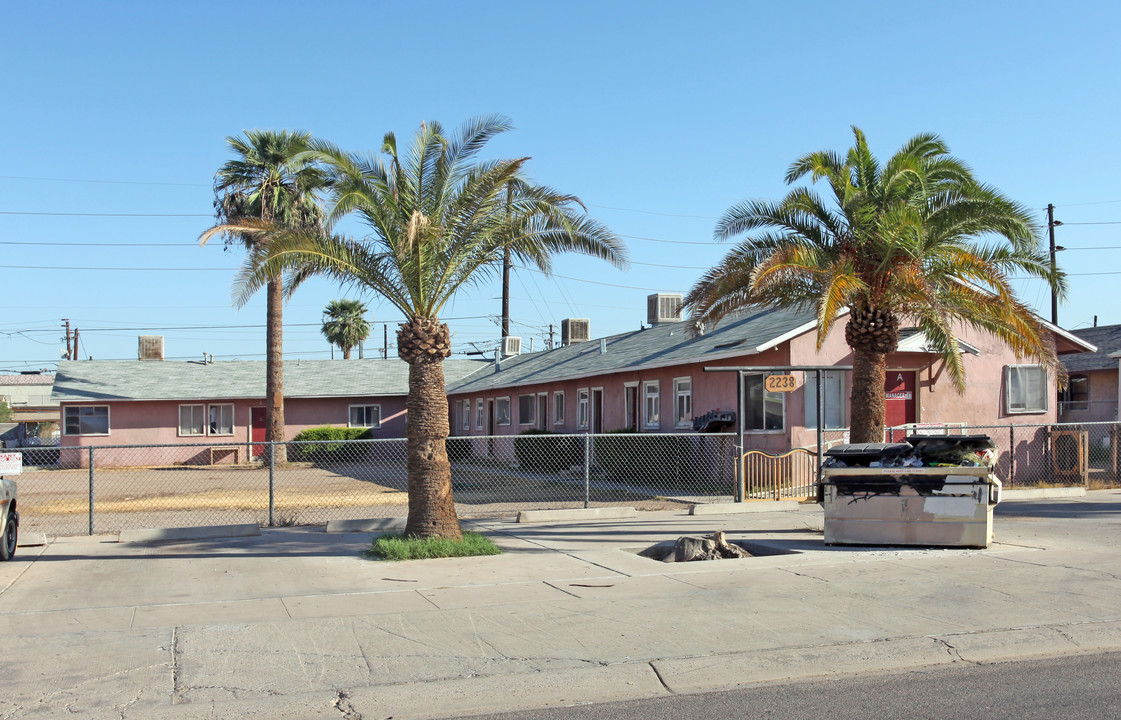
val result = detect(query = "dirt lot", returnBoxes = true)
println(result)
[15,460,697,536]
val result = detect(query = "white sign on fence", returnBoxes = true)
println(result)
[0,452,23,475]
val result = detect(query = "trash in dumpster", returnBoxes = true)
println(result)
[819,435,1002,548]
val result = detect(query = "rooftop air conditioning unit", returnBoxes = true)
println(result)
[501,336,522,357]
[561,318,590,345]
[648,293,684,325]
[138,335,165,361]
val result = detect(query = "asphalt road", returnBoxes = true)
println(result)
[456,651,1121,720]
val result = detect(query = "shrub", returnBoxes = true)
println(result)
[514,429,584,473]
[290,426,369,462]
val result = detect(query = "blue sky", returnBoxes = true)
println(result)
[2,0,1119,371]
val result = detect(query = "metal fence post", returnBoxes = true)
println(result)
[268,442,276,527]
[584,434,591,509]
[1009,424,1015,487]
[88,446,95,536]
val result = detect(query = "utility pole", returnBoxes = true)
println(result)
[1047,203,1064,326]
[73,328,80,359]
[61,319,71,360]
[501,182,513,339]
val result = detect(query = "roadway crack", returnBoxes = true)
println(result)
[333,690,362,719]
[648,661,675,694]
[933,637,971,664]
[171,626,184,704]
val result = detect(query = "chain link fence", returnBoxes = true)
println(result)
[13,433,738,537]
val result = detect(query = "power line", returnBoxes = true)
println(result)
[0,264,234,271]
[0,174,210,188]
[0,240,200,247]
[0,211,210,217]
[0,316,491,335]
[1052,199,1121,208]
[589,203,717,220]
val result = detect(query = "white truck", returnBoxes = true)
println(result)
[1,451,21,560]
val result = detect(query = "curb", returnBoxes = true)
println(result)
[517,507,637,523]
[118,524,261,544]
[1001,487,1086,500]
[690,500,809,515]
[325,518,405,534]
[17,532,48,547]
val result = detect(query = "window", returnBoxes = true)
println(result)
[209,404,234,435]
[518,394,537,425]
[349,404,381,428]
[804,372,847,429]
[1061,375,1089,412]
[495,397,511,426]
[475,398,485,430]
[179,404,205,436]
[744,374,784,431]
[577,388,590,429]
[673,377,692,428]
[553,391,565,425]
[1005,365,1048,414]
[624,383,639,431]
[64,405,109,436]
[458,400,472,433]
[643,380,660,429]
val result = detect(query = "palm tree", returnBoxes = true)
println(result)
[228,115,627,538]
[686,127,1065,443]
[321,299,371,359]
[199,130,330,462]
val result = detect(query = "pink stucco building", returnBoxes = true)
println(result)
[445,303,1093,455]
[51,299,1094,467]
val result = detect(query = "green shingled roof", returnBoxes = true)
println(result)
[447,306,818,393]
[52,358,490,403]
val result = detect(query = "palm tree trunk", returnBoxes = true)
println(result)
[266,275,286,463]
[403,355,462,539]
[342,345,351,360]
[849,347,887,443]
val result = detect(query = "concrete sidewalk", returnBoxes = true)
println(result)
[2,491,1120,719]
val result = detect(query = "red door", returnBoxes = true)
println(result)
[251,407,267,457]
[884,371,916,441]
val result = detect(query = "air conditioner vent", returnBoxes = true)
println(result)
[561,318,590,345]
[647,293,683,325]
[501,336,522,357]
[138,335,165,361]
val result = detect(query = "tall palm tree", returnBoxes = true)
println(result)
[686,127,1065,443]
[229,116,627,538]
[199,130,330,462]
[321,298,370,359]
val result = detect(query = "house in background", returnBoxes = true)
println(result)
[446,294,1094,455]
[0,371,60,447]
[52,356,487,466]
[1061,324,1121,422]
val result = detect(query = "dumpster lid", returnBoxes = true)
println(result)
[824,442,913,458]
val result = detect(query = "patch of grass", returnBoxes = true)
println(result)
[366,532,502,561]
